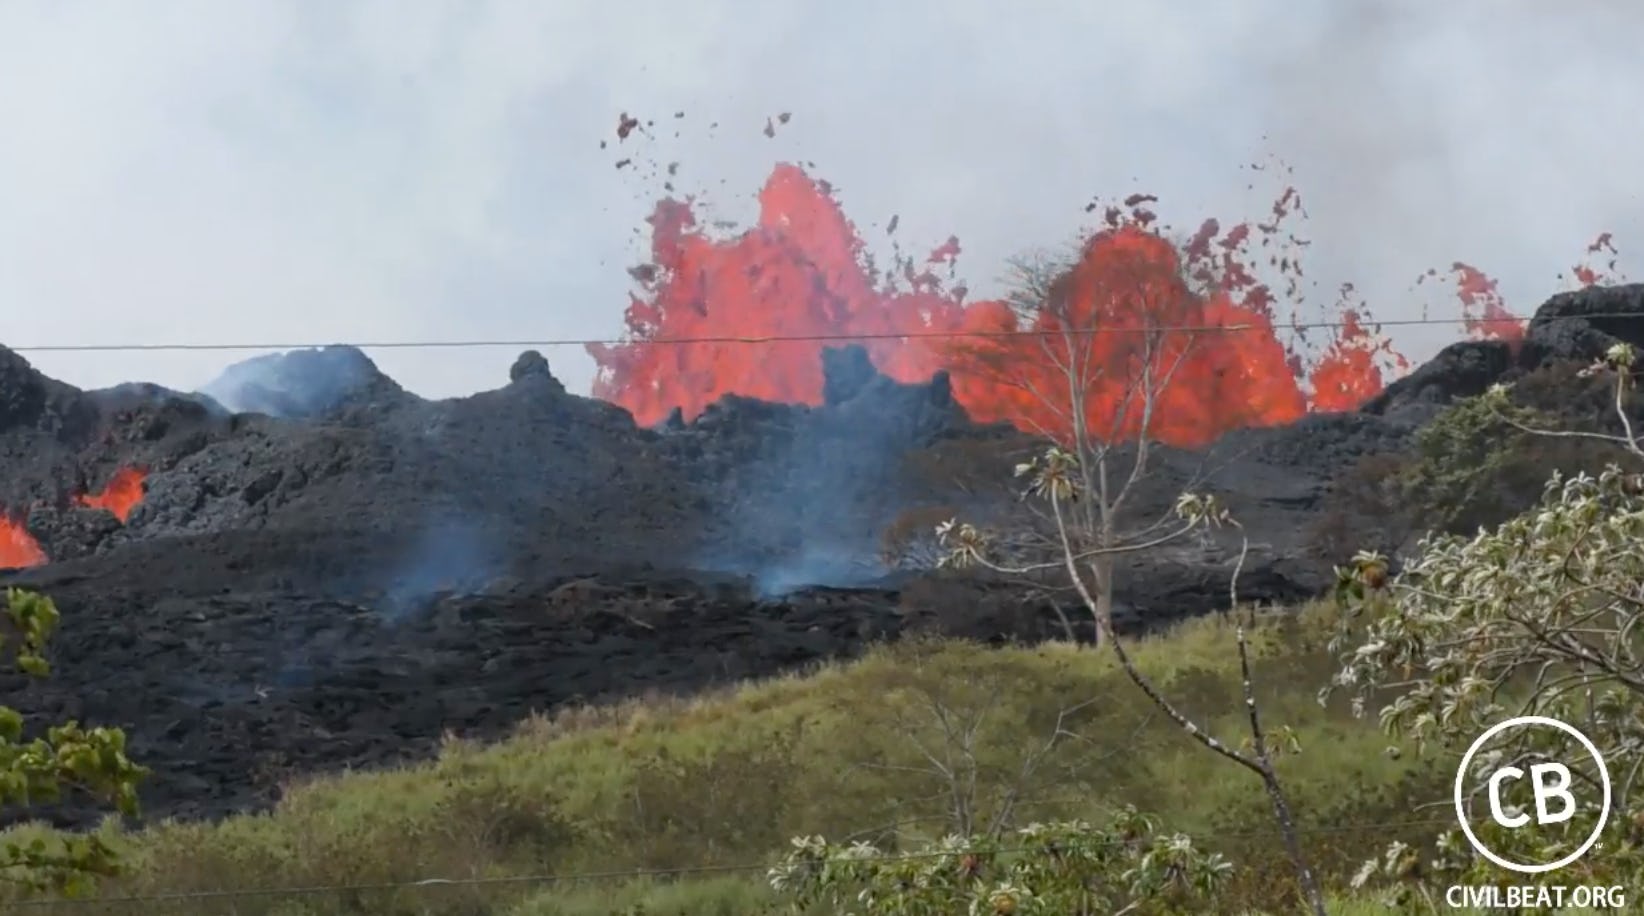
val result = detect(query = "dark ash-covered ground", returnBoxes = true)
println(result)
[3,283,1644,828]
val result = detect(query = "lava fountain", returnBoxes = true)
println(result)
[588,163,1527,448]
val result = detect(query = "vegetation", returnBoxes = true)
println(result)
[1324,346,1644,909]
[1,604,1454,914]
[1314,359,1644,560]
[7,279,1644,910]
[806,330,1644,913]
[0,588,146,895]
[925,216,1337,911]
[13,450,1644,913]
[938,446,1331,911]
[770,810,1233,914]
[1333,465,1644,910]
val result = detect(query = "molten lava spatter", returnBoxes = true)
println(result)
[933,225,1310,446]
[589,163,1549,447]
[1441,264,1526,341]
[589,164,1385,447]
[1307,310,1409,413]
[76,467,148,523]
[587,164,972,427]
[1571,233,1628,289]
[0,515,45,569]
[1299,285,1411,413]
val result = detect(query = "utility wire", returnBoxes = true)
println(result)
[0,311,1549,355]
[0,307,1604,909]
[8,813,1502,907]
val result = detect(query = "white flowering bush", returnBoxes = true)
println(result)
[1329,343,1644,910]
[768,806,1229,915]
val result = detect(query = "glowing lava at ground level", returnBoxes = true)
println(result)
[76,466,148,523]
[0,516,46,569]
[0,467,149,569]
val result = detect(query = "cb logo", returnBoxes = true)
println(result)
[1454,715,1612,874]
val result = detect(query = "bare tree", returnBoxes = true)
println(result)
[931,223,1330,915]
[839,645,1162,845]
[854,688,1101,842]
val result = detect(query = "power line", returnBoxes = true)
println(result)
[1,311,1547,355]
[7,813,1495,908]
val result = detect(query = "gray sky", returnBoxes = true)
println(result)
[2,0,1641,401]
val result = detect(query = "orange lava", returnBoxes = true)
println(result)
[1446,263,1527,341]
[588,164,974,428]
[76,467,148,523]
[588,163,1566,447]
[0,514,45,569]
[932,224,1310,446]
[1571,232,1628,289]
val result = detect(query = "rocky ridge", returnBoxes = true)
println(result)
[1,284,1641,827]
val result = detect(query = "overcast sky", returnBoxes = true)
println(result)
[2,0,1641,401]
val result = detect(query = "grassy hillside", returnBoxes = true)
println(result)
[0,602,1511,914]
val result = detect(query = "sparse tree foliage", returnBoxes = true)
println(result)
[901,225,1331,914]
[769,806,1231,915]
[936,448,1326,914]
[1332,344,1644,908]
[842,650,1111,843]
[932,235,1225,638]
[1,588,147,895]
[880,504,970,572]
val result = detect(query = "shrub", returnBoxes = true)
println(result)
[1,588,147,896]
[1314,378,1621,560]
[1330,345,1644,908]
[769,808,1231,915]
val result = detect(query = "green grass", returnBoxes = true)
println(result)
[3,601,1593,914]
